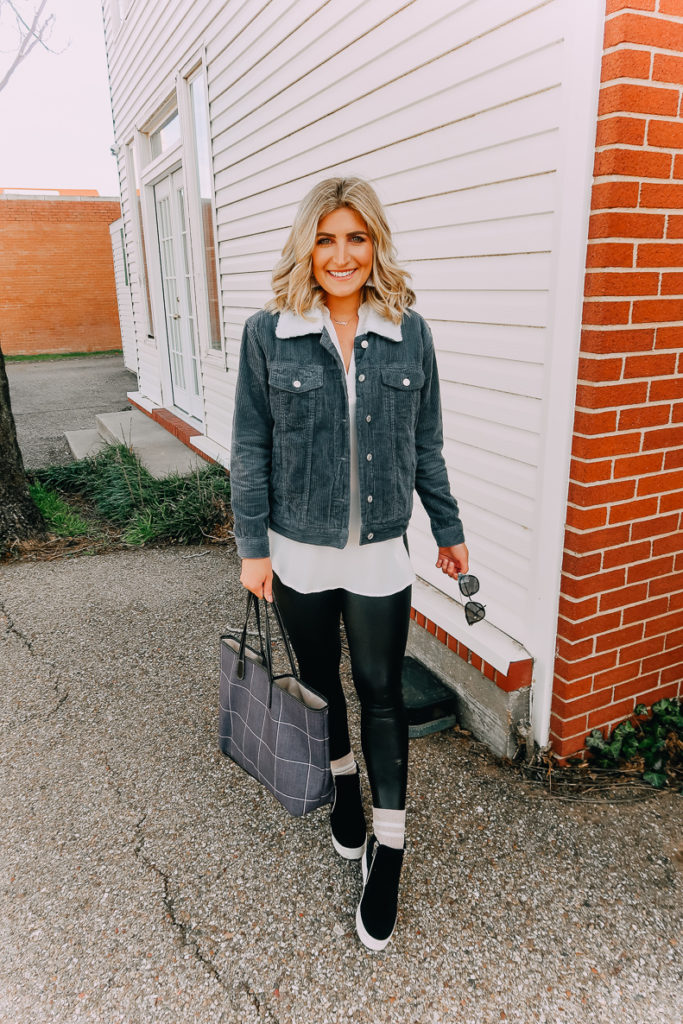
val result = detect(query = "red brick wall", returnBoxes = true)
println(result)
[551,0,683,758]
[0,197,122,355]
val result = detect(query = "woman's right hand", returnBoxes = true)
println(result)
[240,557,274,602]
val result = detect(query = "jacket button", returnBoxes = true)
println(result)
[367,495,373,503]
[366,453,372,461]
[402,378,410,386]
[358,373,365,382]
[293,380,301,388]
[361,339,369,349]
[367,532,374,540]
[366,414,372,423]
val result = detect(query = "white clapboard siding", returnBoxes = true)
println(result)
[212,0,559,158]
[390,172,556,232]
[215,128,559,228]
[103,0,595,654]
[427,321,546,364]
[410,503,531,640]
[210,0,421,136]
[109,220,137,373]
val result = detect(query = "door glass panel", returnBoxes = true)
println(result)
[177,184,200,396]
[154,190,186,391]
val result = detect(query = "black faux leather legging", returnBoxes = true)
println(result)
[272,575,412,810]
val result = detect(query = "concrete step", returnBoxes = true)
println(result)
[95,410,204,479]
[64,428,108,461]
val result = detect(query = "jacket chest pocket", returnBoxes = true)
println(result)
[269,364,324,433]
[379,366,425,426]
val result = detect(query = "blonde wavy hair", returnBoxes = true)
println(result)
[266,177,415,324]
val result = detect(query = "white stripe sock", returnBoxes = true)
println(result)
[373,807,406,850]
[330,751,357,776]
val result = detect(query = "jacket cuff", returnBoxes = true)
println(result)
[432,523,466,548]
[235,535,271,559]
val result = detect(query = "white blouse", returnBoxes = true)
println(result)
[269,307,415,597]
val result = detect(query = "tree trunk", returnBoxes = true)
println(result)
[0,344,46,550]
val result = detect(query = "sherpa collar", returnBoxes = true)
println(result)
[275,303,403,342]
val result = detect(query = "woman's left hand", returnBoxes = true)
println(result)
[436,543,469,579]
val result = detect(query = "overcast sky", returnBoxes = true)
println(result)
[0,1,119,196]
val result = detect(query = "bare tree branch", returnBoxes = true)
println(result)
[0,0,56,93]
[9,0,54,47]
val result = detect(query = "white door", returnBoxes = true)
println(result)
[153,169,202,419]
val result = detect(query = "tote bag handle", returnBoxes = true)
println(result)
[236,592,299,707]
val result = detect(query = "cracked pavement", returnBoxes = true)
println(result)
[1,546,682,1024]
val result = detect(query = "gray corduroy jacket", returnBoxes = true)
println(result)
[230,305,465,560]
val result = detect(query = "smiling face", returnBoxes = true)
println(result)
[311,206,374,304]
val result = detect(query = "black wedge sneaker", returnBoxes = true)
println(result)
[356,834,404,951]
[330,768,367,860]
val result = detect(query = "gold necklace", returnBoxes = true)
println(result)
[331,312,358,326]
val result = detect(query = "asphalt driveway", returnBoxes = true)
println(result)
[0,353,681,1023]
[0,544,681,1024]
[5,353,136,469]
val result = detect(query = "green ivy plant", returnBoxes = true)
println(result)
[585,698,683,789]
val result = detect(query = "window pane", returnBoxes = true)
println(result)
[150,110,180,159]
[190,73,222,350]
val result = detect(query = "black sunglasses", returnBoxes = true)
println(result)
[457,573,486,626]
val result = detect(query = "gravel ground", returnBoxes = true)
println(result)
[5,354,137,469]
[0,545,681,1024]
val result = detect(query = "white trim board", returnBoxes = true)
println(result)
[525,0,606,748]
[412,577,530,677]
[127,391,158,414]
[190,433,230,468]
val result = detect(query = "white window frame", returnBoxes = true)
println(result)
[177,51,225,363]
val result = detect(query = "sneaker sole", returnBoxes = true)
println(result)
[331,832,366,860]
[355,903,394,952]
[355,842,395,951]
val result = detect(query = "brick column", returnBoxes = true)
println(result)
[551,0,683,758]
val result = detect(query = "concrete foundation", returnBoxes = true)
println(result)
[406,620,530,760]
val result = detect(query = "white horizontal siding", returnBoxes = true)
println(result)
[115,157,152,373]
[103,0,596,657]
[109,220,137,372]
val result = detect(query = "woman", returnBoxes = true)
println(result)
[230,177,468,951]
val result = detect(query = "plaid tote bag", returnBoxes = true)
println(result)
[218,593,334,816]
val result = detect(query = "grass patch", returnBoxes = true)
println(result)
[31,443,232,548]
[29,480,93,537]
[6,350,123,362]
